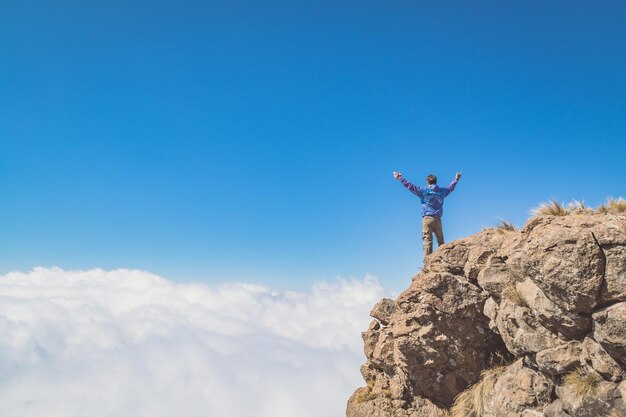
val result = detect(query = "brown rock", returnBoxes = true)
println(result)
[362,320,380,359]
[522,410,547,417]
[347,213,626,417]
[370,298,396,326]
[618,379,626,400]
[599,244,626,304]
[591,214,626,303]
[463,229,510,280]
[484,359,554,417]
[516,278,591,339]
[464,246,496,282]
[521,216,605,314]
[593,302,626,366]
[555,370,616,417]
[477,256,516,299]
[424,242,470,275]
[483,296,498,319]
[371,328,395,367]
[500,232,527,279]
[542,400,568,417]
[495,298,561,355]
[535,341,584,376]
[346,393,447,417]
[581,337,623,381]
[369,272,504,406]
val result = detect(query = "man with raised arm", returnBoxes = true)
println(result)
[393,171,462,259]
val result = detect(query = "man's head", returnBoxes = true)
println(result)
[426,174,437,185]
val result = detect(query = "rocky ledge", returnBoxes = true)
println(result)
[347,212,626,417]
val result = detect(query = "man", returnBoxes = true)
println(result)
[393,171,462,258]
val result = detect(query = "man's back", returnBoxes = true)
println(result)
[420,185,452,217]
[397,177,458,218]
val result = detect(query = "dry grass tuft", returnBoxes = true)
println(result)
[353,386,377,403]
[495,219,516,232]
[597,197,626,214]
[502,285,527,307]
[532,199,569,216]
[563,368,602,396]
[449,366,505,417]
[531,197,626,217]
[431,409,451,417]
[567,200,593,214]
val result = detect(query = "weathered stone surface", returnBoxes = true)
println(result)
[360,363,378,384]
[484,359,554,417]
[483,297,498,328]
[516,278,591,339]
[362,320,380,359]
[543,400,569,417]
[599,244,626,304]
[615,380,626,416]
[346,393,447,417]
[478,256,515,299]
[521,217,605,314]
[423,242,470,275]
[581,337,623,381]
[387,272,504,406]
[426,229,510,279]
[535,341,584,376]
[615,399,626,417]
[500,232,527,279]
[371,328,394,368]
[593,302,626,366]
[522,410,547,417]
[495,298,561,355]
[464,243,497,282]
[619,379,626,400]
[590,214,626,246]
[346,393,393,417]
[555,371,616,417]
[370,298,396,326]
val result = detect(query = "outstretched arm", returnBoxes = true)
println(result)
[445,172,462,195]
[393,171,423,198]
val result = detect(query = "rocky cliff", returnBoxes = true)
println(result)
[347,209,626,417]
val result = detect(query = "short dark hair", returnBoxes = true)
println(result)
[426,174,437,185]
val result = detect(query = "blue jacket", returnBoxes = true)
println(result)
[399,178,458,217]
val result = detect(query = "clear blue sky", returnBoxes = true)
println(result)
[1,0,625,292]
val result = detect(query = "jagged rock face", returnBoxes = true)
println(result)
[347,213,626,417]
[485,359,554,416]
[554,376,616,417]
[388,272,504,405]
[593,302,626,367]
[521,216,606,314]
[346,393,447,417]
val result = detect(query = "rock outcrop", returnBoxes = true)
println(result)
[347,212,626,417]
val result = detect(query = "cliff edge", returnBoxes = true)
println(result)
[347,208,626,417]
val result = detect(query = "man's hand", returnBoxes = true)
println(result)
[393,171,403,180]
[455,172,462,181]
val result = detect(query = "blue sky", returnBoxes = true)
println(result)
[1,0,625,292]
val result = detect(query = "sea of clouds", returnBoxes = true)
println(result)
[0,267,385,417]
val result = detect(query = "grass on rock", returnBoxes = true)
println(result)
[449,366,505,417]
[563,368,602,396]
[532,197,626,217]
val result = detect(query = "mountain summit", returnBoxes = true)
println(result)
[347,206,626,417]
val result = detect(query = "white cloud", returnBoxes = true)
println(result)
[0,267,384,417]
